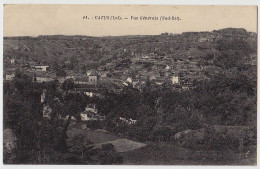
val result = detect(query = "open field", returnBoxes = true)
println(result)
[67,123,146,153]
[67,123,121,144]
[93,139,146,153]
[67,123,256,165]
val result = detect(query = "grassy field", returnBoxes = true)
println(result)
[120,142,256,165]
[93,139,146,153]
[67,123,121,144]
[67,123,147,153]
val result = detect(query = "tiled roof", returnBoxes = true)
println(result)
[75,77,89,82]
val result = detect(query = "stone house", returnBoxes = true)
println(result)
[88,72,98,85]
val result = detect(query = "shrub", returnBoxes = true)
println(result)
[86,121,104,130]
[203,127,240,151]
[174,127,240,151]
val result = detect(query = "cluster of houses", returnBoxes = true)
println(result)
[5,49,199,94]
[4,58,183,93]
[80,104,105,121]
[118,54,180,89]
[5,54,192,95]
[74,71,98,85]
[41,88,105,121]
[4,61,100,86]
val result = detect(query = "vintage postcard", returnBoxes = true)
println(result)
[2,4,257,165]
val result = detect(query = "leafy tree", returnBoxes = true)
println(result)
[61,79,75,91]
[58,93,88,152]
[56,69,67,78]
[214,39,253,69]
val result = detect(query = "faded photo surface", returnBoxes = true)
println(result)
[3,5,257,165]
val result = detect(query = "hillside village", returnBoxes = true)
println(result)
[3,28,257,164]
[4,28,256,90]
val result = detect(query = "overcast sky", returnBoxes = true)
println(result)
[3,5,257,37]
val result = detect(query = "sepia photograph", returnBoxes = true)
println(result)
[2,4,258,165]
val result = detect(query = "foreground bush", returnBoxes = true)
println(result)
[174,127,240,151]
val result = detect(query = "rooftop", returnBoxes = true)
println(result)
[75,77,89,82]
